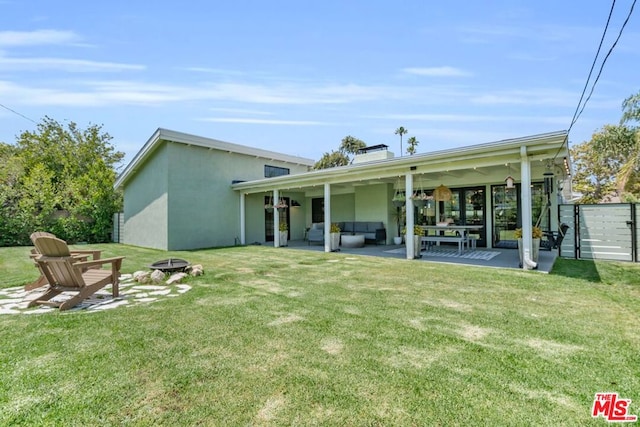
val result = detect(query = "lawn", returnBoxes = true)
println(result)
[1,244,639,425]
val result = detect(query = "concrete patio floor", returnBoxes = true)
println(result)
[284,240,558,273]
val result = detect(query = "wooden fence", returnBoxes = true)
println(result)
[559,204,638,262]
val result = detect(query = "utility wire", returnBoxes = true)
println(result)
[567,0,616,132]
[555,0,636,161]
[0,102,38,124]
[569,0,637,133]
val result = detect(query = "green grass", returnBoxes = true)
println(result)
[1,244,639,425]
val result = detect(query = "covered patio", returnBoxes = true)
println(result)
[233,131,570,270]
[278,239,558,273]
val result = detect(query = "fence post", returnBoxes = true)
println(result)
[631,204,637,263]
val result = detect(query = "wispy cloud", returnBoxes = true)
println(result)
[0,55,145,72]
[0,29,79,46]
[402,66,471,77]
[209,107,273,115]
[470,89,579,107]
[369,113,569,125]
[199,117,330,126]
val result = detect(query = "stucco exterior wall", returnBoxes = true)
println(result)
[164,142,309,250]
[355,183,394,243]
[123,144,169,249]
[122,139,310,250]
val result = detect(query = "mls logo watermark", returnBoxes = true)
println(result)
[592,393,637,422]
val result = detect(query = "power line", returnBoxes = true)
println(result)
[567,0,616,132]
[555,0,636,161]
[0,102,38,124]
[570,0,637,133]
[569,0,637,131]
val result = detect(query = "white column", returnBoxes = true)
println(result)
[520,146,535,269]
[405,173,415,259]
[324,183,332,252]
[273,189,280,248]
[239,193,246,245]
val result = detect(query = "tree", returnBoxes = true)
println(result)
[0,117,124,245]
[339,135,366,158]
[621,91,640,123]
[615,91,640,195]
[406,136,419,155]
[572,124,639,203]
[314,135,366,169]
[314,150,349,169]
[394,126,407,157]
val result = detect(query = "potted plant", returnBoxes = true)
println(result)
[411,192,431,208]
[330,223,341,251]
[392,193,406,208]
[279,222,288,247]
[391,207,406,244]
[402,225,424,258]
[264,195,274,212]
[515,226,543,265]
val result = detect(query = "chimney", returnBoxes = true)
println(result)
[352,144,394,164]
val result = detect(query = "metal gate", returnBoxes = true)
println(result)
[559,204,638,262]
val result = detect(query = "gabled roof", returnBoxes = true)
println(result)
[115,128,315,188]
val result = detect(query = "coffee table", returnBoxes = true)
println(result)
[341,234,365,248]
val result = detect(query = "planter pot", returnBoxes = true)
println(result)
[393,236,403,245]
[330,232,341,251]
[392,200,405,207]
[279,231,288,247]
[413,235,422,258]
[518,238,540,265]
[412,199,427,208]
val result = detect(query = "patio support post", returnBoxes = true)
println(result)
[520,146,536,269]
[405,173,415,259]
[273,189,280,248]
[239,193,246,245]
[324,183,331,253]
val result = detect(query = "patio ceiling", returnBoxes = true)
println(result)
[232,131,569,195]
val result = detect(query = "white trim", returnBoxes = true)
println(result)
[324,184,331,253]
[115,128,314,188]
[232,131,568,194]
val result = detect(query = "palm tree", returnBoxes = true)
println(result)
[339,135,366,162]
[395,127,407,157]
[406,136,419,155]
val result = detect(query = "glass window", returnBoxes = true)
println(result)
[264,165,290,178]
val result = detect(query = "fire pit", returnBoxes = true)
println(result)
[149,258,190,273]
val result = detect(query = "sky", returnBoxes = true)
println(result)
[0,0,638,169]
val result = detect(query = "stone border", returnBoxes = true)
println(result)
[0,274,192,315]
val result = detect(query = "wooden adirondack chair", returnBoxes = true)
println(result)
[29,235,124,311]
[26,232,102,291]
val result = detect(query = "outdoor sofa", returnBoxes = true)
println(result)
[308,221,386,245]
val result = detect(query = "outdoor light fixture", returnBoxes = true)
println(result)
[563,157,571,176]
[505,176,515,189]
[291,200,301,207]
[505,163,515,189]
[434,184,452,201]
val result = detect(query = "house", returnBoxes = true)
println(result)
[116,128,571,266]
[114,128,314,250]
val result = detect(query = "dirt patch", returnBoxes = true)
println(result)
[457,323,492,342]
[255,393,286,422]
[520,338,583,358]
[320,337,344,355]
[239,279,285,294]
[509,384,579,410]
[386,346,457,369]
[268,313,305,326]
